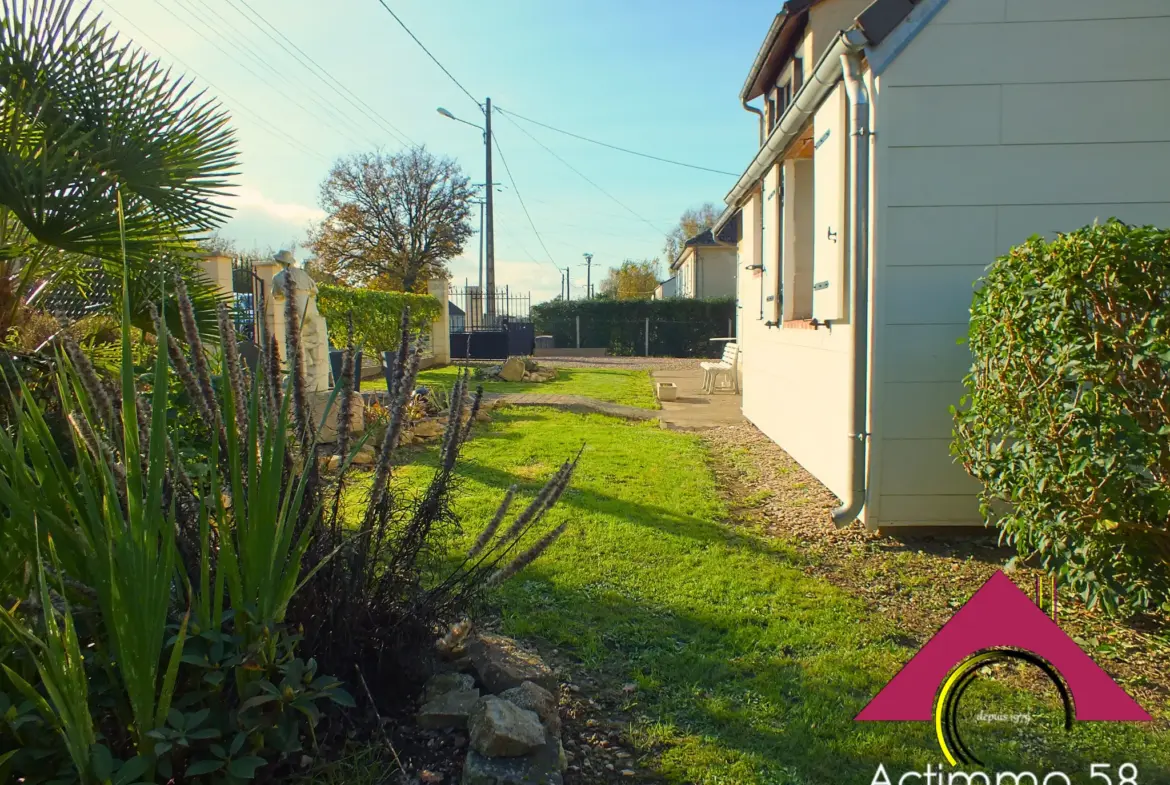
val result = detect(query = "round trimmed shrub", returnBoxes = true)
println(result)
[952,219,1170,615]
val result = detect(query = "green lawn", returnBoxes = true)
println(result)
[362,364,659,409]
[395,407,1170,784]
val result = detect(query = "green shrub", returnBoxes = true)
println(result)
[953,220,1170,614]
[316,284,440,356]
[531,298,735,358]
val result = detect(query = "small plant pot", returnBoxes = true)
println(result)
[657,382,678,402]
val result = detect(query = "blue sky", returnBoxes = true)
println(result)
[94,0,776,303]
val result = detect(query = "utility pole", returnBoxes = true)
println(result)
[484,97,495,323]
[564,267,572,301]
[582,253,593,300]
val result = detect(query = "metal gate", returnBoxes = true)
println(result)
[449,286,533,360]
[231,259,265,343]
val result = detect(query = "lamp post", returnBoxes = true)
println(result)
[438,99,495,322]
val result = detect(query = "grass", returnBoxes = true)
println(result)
[360,365,659,410]
[393,407,1170,784]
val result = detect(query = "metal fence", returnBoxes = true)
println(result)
[37,260,116,322]
[231,259,265,343]
[448,286,531,332]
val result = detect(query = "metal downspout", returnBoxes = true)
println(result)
[831,52,872,528]
[743,99,765,147]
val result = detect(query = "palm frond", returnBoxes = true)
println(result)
[0,0,239,263]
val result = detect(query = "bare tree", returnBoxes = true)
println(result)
[662,202,721,266]
[308,146,475,292]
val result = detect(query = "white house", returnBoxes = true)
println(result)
[669,216,741,300]
[715,0,1170,530]
[654,275,679,300]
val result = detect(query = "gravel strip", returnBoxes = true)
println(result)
[701,422,1169,717]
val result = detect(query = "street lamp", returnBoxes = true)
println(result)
[438,100,496,321]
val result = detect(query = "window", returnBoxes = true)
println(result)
[767,91,778,131]
[793,57,804,94]
[776,80,792,119]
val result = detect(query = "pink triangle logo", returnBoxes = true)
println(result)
[856,571,1150,723]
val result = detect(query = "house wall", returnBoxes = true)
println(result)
[695,246,738,299]
[869,0,1170,527]
[738,89,857,502]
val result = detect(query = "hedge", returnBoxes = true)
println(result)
[531,298,735,358]
[316,284,441,356]
[952,220,1170,614]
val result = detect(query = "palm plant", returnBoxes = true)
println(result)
[0,0,238,344]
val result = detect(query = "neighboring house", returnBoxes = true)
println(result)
[448,300,466,333]
[670,216,741,299]
[713,0,1170,531]
[654,276,679,300]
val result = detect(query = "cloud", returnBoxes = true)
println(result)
[229,185,325,227]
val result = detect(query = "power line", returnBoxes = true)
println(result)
[155,0,371,149]
[181,0,394,146]
[497,106,740,177]
[497,109,669,237]
[371,0,480,109]
[223,0,414,147]
[489,130,560,275]
[101,1,327,162]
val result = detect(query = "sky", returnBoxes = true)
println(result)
[92,0,778,304]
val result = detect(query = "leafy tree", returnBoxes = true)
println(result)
[600,259,661,301]
[0,0,238,343]
[662,202,720,265]
[308,146,475,293]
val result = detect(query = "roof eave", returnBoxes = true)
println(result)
[739,12,789,102]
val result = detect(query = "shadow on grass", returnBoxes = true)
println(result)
[402,408,797,562]
[494,565,1170,784]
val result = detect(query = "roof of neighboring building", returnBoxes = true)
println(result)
[740,0,925,101]
[448,301,465,317]
[715,0,929,234]
[671,212,741,271]
[741,1,817,102]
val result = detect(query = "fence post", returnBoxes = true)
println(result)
[575,314,580,349]
[645,317,650,357]
[728,317,733,338]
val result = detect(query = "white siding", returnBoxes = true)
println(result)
[871,2,1170,528]
[738,182,855,502]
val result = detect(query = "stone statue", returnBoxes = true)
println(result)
[271,250,331,393]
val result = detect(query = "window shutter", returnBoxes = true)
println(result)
[812,87,848,321]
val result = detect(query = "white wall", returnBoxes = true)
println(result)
[870,0,1170,527]
[739,98,857,502]
[695,246,738,299]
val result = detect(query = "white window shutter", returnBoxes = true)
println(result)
[812,87,847,321]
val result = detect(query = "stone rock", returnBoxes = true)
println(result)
[469,635,556,695]
[413,419,445,439]
[417,687,481,730]
[424,672,477,703]
[319,455,342,471]
[468,696,545,757]
[498,357,527,383]
[351,445,376,466]
[499,682,560,737]
[474,411,492,423]
[523,357,539,372]
[462,731,565,785]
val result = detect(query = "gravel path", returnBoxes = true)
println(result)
[701,422,1169,716]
